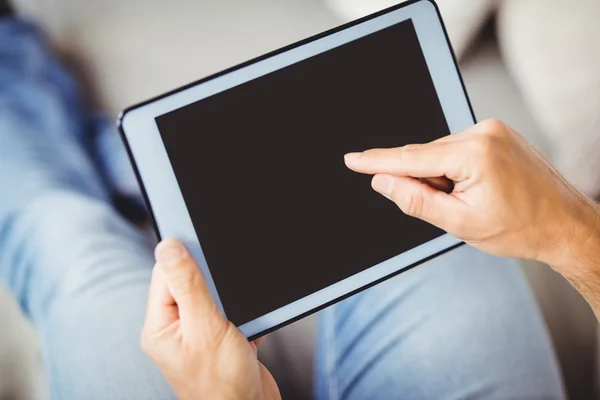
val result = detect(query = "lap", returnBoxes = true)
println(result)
[0,191,175,399]
[315,245,565,400]
[0,20,174,398]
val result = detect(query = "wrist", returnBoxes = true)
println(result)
[542,196,600,319]
[544,195,600,277]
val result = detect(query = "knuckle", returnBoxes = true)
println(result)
[477,120,512,145]
[478,118,506,134]
[167,262,200,296]
[398,144,422,160]
[471,134,497,159]
[401,143,423,152]
[401,190,424,218]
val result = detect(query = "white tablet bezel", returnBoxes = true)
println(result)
[119,0,475,339]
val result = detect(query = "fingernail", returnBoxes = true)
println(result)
[155,240,185,267]
[372,175,394,200]
[344,152,361,164]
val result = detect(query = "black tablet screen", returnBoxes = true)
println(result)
[156,19,449,326]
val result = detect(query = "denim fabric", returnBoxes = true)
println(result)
[0,18,565,399]
[315,246,565,399]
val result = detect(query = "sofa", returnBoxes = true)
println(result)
[0,1,597,399]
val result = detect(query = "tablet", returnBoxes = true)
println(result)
[119,0,475,340]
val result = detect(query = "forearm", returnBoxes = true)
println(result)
[545,196,600,318]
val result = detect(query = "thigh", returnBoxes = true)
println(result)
[315,245,565,400]
[0,19,173,399]
[0,192,175,400]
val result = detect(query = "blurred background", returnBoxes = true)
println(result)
[1,0,599,399]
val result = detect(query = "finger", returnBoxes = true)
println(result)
[253,336,266,347]
[418,176,454,193]
[154,239,222,331]
[249,336,267,355]
[144,264,179,333]
[344,142,467,181]
[371,174,463,230]
[432,133,462,143]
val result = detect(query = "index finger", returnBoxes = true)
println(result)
[344,141,467,181]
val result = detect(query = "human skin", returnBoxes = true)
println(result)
[141,239,281,400]
[141,119,600,398]
[344,119,600,318]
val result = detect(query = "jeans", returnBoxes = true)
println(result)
[0,19,565,399]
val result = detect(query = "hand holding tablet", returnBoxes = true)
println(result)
[142,239,281,400]
[142,117,597,399]
[131,1,600,396]
[120,0,474,339]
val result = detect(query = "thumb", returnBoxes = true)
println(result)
[153,239,224,333]
[371,174,463,231]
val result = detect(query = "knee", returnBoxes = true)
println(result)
[1,191,152,315]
